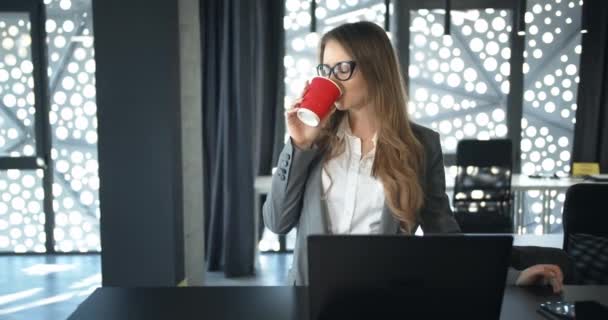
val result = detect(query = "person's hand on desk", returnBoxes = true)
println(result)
[516,264,564,294]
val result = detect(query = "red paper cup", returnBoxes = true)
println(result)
[297,77,342,127]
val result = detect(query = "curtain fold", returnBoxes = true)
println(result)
[200,0,285,276]
[253,1,286,240]
[573,0,608,172]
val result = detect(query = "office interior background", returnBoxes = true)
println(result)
[0,0,607,319]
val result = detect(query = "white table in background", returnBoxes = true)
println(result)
[513,234,563,248]
[446,175,585,234]
[254,174,586,239]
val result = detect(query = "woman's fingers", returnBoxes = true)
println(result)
[542,266,564,293]
[555,266,564,283]
[543,265,564,284]
[551,268,564,293]
[285,107,298,116]
[517,264,565,293]
[285,109,300,126]
[548,274,563,293]
[287,98,303,111]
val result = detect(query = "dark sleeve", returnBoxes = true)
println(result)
[262,138,320,234]
[510,246,576,284]
[417,130,461,233]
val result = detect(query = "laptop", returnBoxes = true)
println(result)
[308,234,513,320]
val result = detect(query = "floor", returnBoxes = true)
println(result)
[0,255,101,320]
[204,253,292,286]
[0,253,291,319]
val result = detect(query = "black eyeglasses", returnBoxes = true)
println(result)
[316,61,357,81]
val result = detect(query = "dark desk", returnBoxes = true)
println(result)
[69,285,608,319]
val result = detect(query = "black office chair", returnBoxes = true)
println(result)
[453,139,514,233]
[562,183,608,284]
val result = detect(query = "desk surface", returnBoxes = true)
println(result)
[255,175,588,194]
[513,234,563,248]
[69,285,608,320]
[447,175,585,191]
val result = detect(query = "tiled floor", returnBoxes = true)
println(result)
[0,255,101,320]
[0,253,291,319]
[204,253,292,286]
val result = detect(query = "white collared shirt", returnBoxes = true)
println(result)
[322,119,385,234]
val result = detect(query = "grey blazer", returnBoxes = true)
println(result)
[263,123,520,285]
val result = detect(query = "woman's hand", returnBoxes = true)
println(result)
[516,264,564,294]
[285,81,335,149]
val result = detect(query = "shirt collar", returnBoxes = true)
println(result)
[337,117,378,146]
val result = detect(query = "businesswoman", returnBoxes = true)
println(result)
[263,21,563,291]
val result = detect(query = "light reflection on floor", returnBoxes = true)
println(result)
[0,253,292,319]
[0,255,101,320]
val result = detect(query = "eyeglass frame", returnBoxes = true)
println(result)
[316,60,357,81]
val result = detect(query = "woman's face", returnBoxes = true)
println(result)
[321,40,369,111]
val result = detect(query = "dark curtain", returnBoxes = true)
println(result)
[573,0,608,172]
[253,1,286,239]
[200,0,285,276]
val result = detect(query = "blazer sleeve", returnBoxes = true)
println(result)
[262,138,321,235]
[417,130,462,233]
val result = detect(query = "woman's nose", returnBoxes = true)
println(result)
[329,72,340,83]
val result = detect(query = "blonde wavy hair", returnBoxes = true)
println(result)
[315,21,425,232]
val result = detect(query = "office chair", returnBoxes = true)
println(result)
[562,183,608,284]
[453,139,514,233]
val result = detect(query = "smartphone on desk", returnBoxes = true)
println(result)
[538,301,608,320]
[538,301,575,320]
